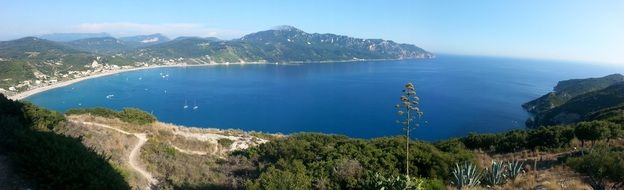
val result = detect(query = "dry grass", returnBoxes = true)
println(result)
[56,120,147,189]
[495,166,591,190]
[61,114,273,189]
[468,147,597,190]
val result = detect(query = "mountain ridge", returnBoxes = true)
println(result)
[524,73,624,127]
[0,26,432,91]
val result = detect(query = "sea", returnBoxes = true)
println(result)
[27,55,624,141]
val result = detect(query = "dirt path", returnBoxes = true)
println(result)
[79,121,157,189]
[170,145,210,155]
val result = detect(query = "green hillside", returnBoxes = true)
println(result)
[0,26,432,91]
[66,37,132,54]
[523,74,624,115]
[0,94,130,189]
[526,75,624,127]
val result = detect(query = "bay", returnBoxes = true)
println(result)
[27,55,624,140]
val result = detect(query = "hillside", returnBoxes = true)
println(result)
[0,26,432,95]
[131,26,433,63]
[522,74,624,127]
[523,74,624,115]
[37,33,112,42]
[0,37,136,91]
[527,82,624,127]
[4,92,618,189]
[66,37,132,54]
[119,33,171,48]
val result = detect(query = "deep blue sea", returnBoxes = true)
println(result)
[27,55,624,141]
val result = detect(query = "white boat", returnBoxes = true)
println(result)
[106,94,114,99]
[183,100,189,109]
[192,100,199,110]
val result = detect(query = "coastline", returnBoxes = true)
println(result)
[7,58,427,100]
[7,62,256,100]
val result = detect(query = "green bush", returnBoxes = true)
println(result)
[0,95,130,189]
[218,138,234,148]
[118,108,156,125]
[567,149,624,189]
[66,107,156,125]
[457,125,576,153]
[241,133,474,189]
[66,107,118,118]
[245,159,312,190]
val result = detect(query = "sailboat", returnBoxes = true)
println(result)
[183,99,189,109]
[192,99,199,110]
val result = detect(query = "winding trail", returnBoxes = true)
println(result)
[170,145,211,155]
[77,121,157,189]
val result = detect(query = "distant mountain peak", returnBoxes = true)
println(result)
[37,33,112,42]
[271,25,302,32]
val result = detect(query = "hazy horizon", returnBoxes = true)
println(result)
[1,0,623,65]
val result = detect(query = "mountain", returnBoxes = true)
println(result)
[173,36,221,41]
[0,37,135,90]
[523,74,624,115]
[66,37,132,54]
[119,33,170,47]
[0,37,83,59]
[525,74,624,127]
[134,25,433,63]
[239,25,432,61]
[0,26,432,91]
[37,33,112,42]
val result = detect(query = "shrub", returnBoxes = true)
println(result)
[66,107,156,125]
[118,108,156,125]
[450,162,482,189]
[0,95,130,189]
[241,133,474,189]
[218,138,234,148]
[567,149,624,189]
[483,160,505,186]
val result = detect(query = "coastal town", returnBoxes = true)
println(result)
[0,55,272,100]
[0,57,187,99]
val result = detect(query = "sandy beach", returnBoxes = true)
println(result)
[6,58,403,101]
[7,62,266,100]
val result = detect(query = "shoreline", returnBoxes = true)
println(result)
[7,58,426,100]
[7,62,250,100]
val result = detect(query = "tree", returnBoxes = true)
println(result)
[605,122,623,145]
[567,149,624,189]
[574,121,608,149]
[395,82,424,177]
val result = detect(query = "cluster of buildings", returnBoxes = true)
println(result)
[0,57,190,96]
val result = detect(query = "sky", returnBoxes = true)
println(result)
[1,0,623,64]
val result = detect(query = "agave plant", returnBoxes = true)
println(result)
[506,160,524,180]
[483,160,506,186]
[372,173,424,190]
[451,162,482,189]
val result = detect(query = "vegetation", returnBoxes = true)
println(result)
[218,138,234,148]
[238,133,469,189]
[567,148,624,190]
[458,125,575,153]
[450,162,482,189]
[395,82,424,177]
[524,74,624,127]
[523,74,624,116]
[483,160,505,186]
[0,94,130,189]
[0,26,432,89]
[66,107,156,125]
[1,74,623,189]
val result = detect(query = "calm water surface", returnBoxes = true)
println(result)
[27,55,624,140]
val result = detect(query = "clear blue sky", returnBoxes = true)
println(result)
[1,0,623,64]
